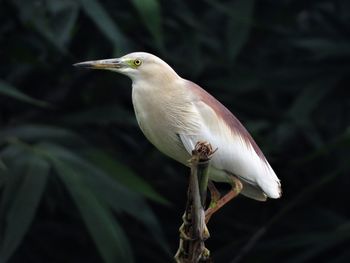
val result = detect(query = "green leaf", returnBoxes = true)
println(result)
[51,157,134,263]
[292,38,350,60]
[0,158,6,171]
[200,0,255,62]
[173,1,202,29]
[0,147,29,219]
[61,105,137,126]
[287,78,336,121]
[226,0,255,62]
[85,149,169,205]
[35,142,169,253]
[0,80,49,107]
[284,223,350,263]
[0,157,49,263]
[77,0,129,55]
[46,0,80,47]
[0,125,87,146]
[131,0,163,48]
[81,160,170,253]
[12,0,79,53]
[0,141,137,261]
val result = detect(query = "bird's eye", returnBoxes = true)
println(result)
[133,59,142,66]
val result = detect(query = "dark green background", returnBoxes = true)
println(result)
[1,0,349,262]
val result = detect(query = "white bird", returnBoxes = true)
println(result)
[74,52,281,219]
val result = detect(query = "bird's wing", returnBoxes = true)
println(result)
[179,80,281,199]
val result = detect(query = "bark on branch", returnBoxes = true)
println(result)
[174,141,216,263]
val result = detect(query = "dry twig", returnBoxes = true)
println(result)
[174,141,216,263]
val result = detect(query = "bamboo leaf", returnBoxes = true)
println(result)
[292,38,350,60]
[0,80,49,107]
[0,158,6,171]
[61,105,137,126]
[35,143,169,252]
[46,0,79,47]
[79,158,170,253]
[285,223,350,263]
[77,0,129,55]
[0,125,86,146]
[226,0,255,62]
[85,149,169,205]
[0,146,28,220]
[130,0,163,47]
[287,78,336,121]
[0,157,49,263]
[11,0,78,53]
[51,157,134,263]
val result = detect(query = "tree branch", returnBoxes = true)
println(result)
[174,141,216,263]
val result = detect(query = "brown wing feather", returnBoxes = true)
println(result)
[186,80,268,163]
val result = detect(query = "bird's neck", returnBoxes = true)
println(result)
[132,65,180,90]
[131,75,191,113]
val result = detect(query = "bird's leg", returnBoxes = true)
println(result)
[208,180,221,208]
[205,176,243,223]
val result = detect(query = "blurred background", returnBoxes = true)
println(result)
[1,0,349,262]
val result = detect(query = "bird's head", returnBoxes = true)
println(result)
[74,52,179,82]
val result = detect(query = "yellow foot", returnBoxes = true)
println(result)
[205,177,243,223]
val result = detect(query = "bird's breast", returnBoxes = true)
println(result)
[131,84,195,164]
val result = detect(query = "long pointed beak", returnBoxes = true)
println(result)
[73,58,124,70]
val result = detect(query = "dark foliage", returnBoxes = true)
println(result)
[1,0,349,262]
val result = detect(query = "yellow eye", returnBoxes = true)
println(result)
[133,59,142,66]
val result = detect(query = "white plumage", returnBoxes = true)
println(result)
[75,52,282,201]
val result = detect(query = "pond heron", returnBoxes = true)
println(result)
[74,52,281,220]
